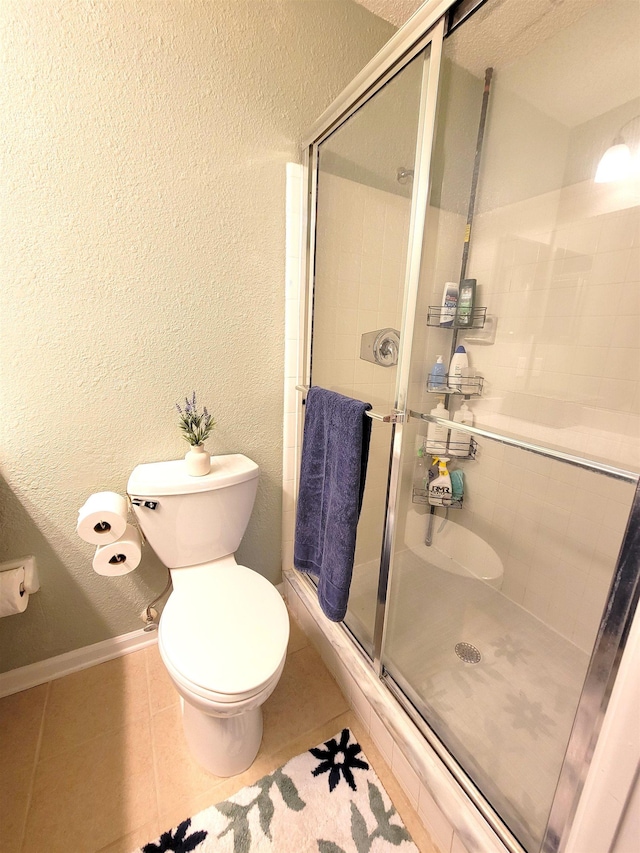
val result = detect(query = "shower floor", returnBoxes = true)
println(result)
[346,550,590,852]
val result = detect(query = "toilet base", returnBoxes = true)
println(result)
[181,698,264,777]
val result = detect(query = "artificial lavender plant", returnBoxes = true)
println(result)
[176,392,215,446]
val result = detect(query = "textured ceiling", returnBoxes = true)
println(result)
[446,0,640,126]
[354,0,640,127]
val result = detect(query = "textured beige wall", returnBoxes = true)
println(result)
[0,0,394,671]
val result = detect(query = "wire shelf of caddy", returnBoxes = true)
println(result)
[447,435,478,460]
[418,436,478,465]
[426,306,487,329]
[426,374,484,396]
[411,489,464,508]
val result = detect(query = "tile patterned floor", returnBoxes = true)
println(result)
[1,614,436,853]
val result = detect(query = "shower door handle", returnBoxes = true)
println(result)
[366,410,404,423]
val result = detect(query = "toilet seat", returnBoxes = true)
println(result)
[161,647,287,708]
[158,563,289,701]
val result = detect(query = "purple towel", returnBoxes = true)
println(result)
[294,387,372,622]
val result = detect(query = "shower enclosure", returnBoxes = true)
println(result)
[296,1,640,851]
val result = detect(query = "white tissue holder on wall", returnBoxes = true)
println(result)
[0,555,39,595]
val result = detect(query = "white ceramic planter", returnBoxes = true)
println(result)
[185,443,211,476]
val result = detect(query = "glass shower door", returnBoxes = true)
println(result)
[309,44,435,655]
[380,2,640,851]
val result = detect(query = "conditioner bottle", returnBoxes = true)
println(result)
[448,345,468,391]
[449,402,473,457]
[425,401,449,455]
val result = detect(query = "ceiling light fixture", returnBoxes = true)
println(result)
[595,115,640,183]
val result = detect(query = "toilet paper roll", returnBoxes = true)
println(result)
[0,567,29,617]
[77,492,128,545]
[92,524,142,576]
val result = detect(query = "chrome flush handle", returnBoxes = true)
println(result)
[130,498,159,510]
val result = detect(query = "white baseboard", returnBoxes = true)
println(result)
[0,628,158,699]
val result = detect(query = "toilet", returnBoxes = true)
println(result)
[127,453,289,777]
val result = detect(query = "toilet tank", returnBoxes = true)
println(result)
[127,454,259,569]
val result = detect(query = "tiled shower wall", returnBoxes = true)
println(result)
[468,181,639,465]
[414,178,639,652]
[287,146,639,663]
[285,157,638,656]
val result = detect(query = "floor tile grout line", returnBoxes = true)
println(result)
[96,647,162,853]
[8,630,429,852]
[143,648,163,835]
[18,679,51,853]
[31,706,157,765]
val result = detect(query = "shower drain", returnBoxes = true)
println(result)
[455,642,482,664]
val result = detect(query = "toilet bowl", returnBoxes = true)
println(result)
[127,454,289,777]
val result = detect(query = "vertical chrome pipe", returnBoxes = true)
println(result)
[458,66,493,284]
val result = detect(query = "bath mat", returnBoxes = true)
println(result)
[136,728,418,852]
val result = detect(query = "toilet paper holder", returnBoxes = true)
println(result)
[0,555,39,595]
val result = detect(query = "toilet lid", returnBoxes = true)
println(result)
[159,564,289,697]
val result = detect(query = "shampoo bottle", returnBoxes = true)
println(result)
[425,401,449,454]
[456,278,476,327]
[428,355,447,391]
[429,457,453,507]
[448,345,468,390]
[440,281,458,327]
[449,402,473,457]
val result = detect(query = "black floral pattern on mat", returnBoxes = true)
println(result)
[310,728,369,792]
[142,818,207,852]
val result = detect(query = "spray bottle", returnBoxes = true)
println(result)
[428,457,453,507]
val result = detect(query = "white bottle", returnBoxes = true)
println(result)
[425,401,449,454]
[429,457,453,507]
[440,282,458,327]
[448,345,468,390]
[449,402,473,457]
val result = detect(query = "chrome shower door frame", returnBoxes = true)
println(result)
[300,2,447,667]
